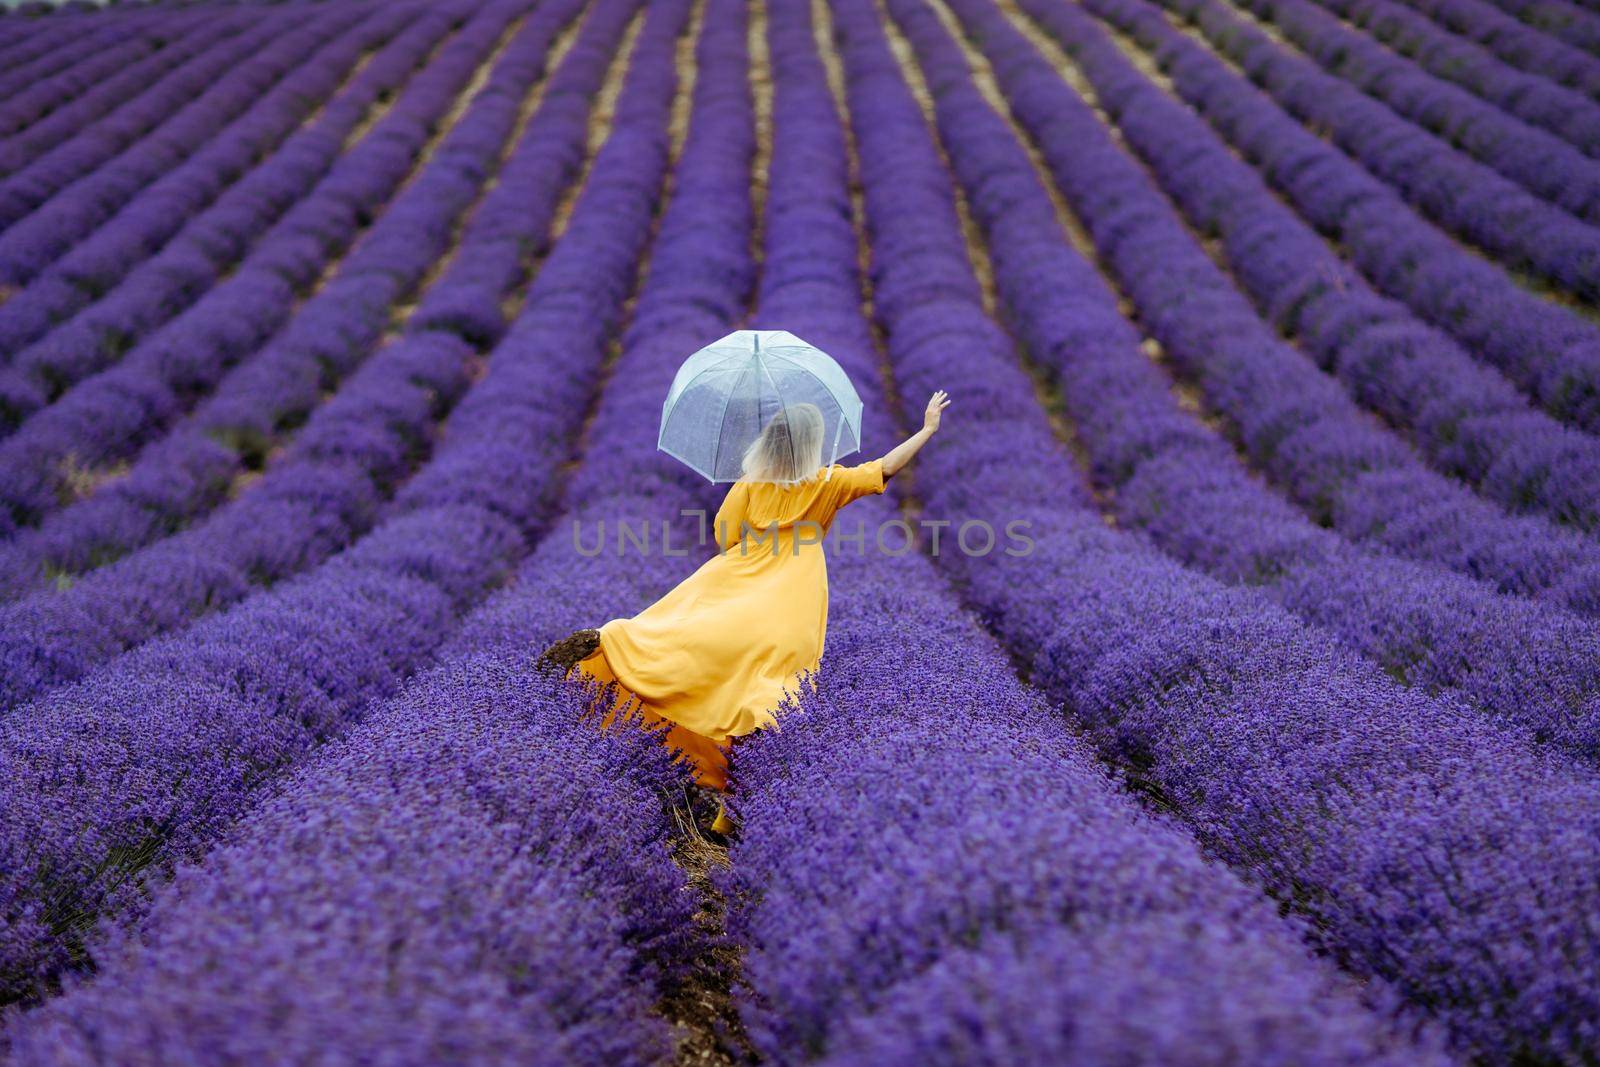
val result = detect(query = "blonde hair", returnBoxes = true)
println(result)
[741,403,826,484]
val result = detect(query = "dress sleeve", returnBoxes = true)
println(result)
[827,460,886,512]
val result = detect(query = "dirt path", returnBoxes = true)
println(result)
[660,795,756,1067]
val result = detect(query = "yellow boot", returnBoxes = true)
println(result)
[710,800,733,835]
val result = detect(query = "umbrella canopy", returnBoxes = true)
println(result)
[658,329,864,483]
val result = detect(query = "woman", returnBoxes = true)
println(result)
[541,390,951,829]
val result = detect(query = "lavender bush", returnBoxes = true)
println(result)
[1482,0,1600,53]
[1,0,1598,1059]
[1308,0,1600,150]
[0,3,727,1052]
[0,16,119,99]
[0,12,273,227]
[876,0,1600,769]
[1375,0,1600,97]
[1239,0,1600,216]
[0,1,502,530]
[0,5,418,354]
[0,31,162,144]
[0,10,407,433]
[0,9,241,176]
[841,0,1600,1058]
[0,0,683,1001]
[1079,0,1600,437]
[0,5,372,290]
[1010,0,1600,536]
[1154,0,1600,301]
[1000,0,1600,620]
[0,660,692,1067]
[724,4,1442,1063]
[0,0,607,606]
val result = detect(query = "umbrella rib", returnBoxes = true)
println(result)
[761,348,863,455]
[755,353,793,477]
[664,350,755,470]
[710,361,747,483]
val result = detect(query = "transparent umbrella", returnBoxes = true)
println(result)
[659,329,864,483]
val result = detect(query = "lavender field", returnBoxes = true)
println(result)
[0,0,1599,1062]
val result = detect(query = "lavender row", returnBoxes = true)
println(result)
[0,15,243,179]
[1173,0,1600,301]
[441,0,753,669]
[405,9,639,348]
[0,6,483,585]
[1047,0,1600,591]
[732,550,1440,1065]
[0,17,132,100]
[905,0,1600,761]
[0,27,162,143]
[0,504,525,1009]
[737,539,1442,1056]
[0,8,443,444]
[1244,0,1600,218]
[0,0,620,708]
[0,47,718,1029]
[407,0,643,347]
[0,0,633,604]
[736,532,1444,1056]
[0,2,495,538]
[0,663,690,1067]
[864,0,1600,1059]
[1087,2,1600,442]
[726,4,1443,1062]
[1059,0,1600,532]
[0,0,681,1004]
[5,2,111,16]
[1396,0,1600,94]
[1044,0,1600,613]
[0,12,271,224]
[454,3,1435,1053]
[1484,0,1600,53]
[0,4,371,291]
[1308,0,1600,150]
[0,8,415,418]
[0,2,414,329]
[388,0,670,534]
[0,10,225,156]
[0,13,93,84]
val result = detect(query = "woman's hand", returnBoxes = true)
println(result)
[923,390,951,433]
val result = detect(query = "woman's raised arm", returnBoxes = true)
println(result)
[881,391,949,478]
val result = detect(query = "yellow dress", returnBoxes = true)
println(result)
[576,460,886,789]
